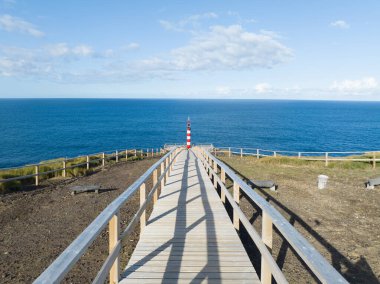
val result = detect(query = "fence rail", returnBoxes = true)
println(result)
[34,147,182,284]
[195,147,348,284]
[215,146,379,168]
[0,147,164,186]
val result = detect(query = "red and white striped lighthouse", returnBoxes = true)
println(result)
[186,117,191,149]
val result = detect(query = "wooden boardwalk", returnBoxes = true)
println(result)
[120,150,259,283]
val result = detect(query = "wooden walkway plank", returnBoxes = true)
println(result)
[120,150,259,283]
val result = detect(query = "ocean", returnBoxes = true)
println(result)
[0,99,380,168]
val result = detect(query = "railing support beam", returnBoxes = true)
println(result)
[109,213,120,284]
[140,183,146,230]
[261,211,273,284]
[221,169,226,203]
[153,169,158,204]
[233,181,240,231]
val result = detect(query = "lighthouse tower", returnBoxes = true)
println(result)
[186,117,191,149]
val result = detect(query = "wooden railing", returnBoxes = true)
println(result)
[0,147,164,187]
[215,146,379,168]
[194,146,348,284]
[34,147,182,284]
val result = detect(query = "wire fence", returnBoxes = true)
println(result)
[0,147,166,189]
[214,146,379,168]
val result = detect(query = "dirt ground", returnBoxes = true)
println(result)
[219,155,380,284]
[1,153,379,283]
[0,157,159,283]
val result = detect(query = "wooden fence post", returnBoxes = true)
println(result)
[35,165,39,186]
[153,169,158,205]
[102,153,105,168]
[233,181,240,231]
[140,183,146,230]
[240,148,243,159]
[165,158,169,181]
[86,155,90,170]
[325,152,329,167]
[257,149,260,159]
[125,149,128,161]
[161,162,165,189]
[373,153,376,169]
[213,161,218,188]
[229,147,231,157]
[109,212,120,284]
[221,169,226,203]
[115,150,118,163]
[261,211,273,284]
[63,159,66,177]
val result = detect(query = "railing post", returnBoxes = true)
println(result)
[125,149,128,161]
[257,149,260,159]
[152,148,154,157]
[86,155,90,170]
[134,149,137,158]
[115,150,118,163]
[109,212,120,284]
[35,165,39,186]
[229,147,231,157]
[146,148,149,157]
[153,169,158,205]
[165,157,169,181]
[240,148,243,159]
[63,159,66,177]
[325,152,329,167]
[298,152,301,159]
[261,211,273,284]
[208,159,213,178]
[161,162,165,189]
[213,160,218,188]
[102,153,105,168]
[221,169,226,203]
[140,183,146,230]
[233,181,240,231]
[373,153,376,169]
[273,151,277,157]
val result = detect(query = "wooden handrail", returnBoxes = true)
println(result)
[194,148,288,284]
[33,147,182,284]
[197,147,348,284]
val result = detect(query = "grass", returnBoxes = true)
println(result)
[0,150,154,194]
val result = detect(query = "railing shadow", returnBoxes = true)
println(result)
[222,162,378,284]
[123,150,221,282]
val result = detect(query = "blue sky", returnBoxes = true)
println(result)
[0,0,379,100]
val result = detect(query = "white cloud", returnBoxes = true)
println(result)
[0,14,44,37]
[0,25,292,83]
[330,20,350,29]
[47,43,69,57]
[330,77,378,92]
[255,83,272,93]
[216,86,231,95]
[166,25,292,71]
[122,42,140,50]
[47,43,93,57]
[159,12,218,32]
[72,45,93,56]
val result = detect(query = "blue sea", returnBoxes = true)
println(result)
[0,99,380,168]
